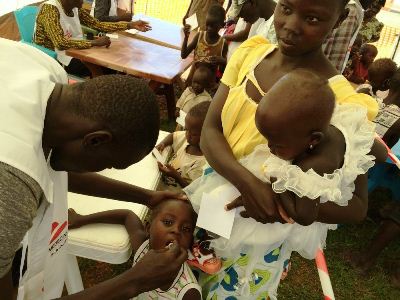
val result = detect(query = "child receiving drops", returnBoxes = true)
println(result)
[68,199,202,300]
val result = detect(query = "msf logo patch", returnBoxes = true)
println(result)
[49,221,68,256]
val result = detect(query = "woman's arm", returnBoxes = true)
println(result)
[79,8,129,32]
[201,84,281,223]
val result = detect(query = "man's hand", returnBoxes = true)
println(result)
[128,241,188,295]
[225,176,283,223]
[147,189,187,208]
[129,20,152,32]
[91,36,111,47]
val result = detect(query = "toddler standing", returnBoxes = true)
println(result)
[181,4,228,87]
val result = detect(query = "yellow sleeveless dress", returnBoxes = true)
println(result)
[220,36,378,160]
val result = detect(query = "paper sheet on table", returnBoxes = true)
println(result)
[185,13,198,31]
[196,184,241,239]
[106,33,118,39]
[176,110,187,127]
[125,28,139,35]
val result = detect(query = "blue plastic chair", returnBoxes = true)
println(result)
[13,6,57,59]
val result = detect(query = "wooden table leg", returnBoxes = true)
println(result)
[164,84,176,121]
[83,62,104,78]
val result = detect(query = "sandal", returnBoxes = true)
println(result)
[187,240,221,274]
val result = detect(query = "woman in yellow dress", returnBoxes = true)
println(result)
[186,0,379,299]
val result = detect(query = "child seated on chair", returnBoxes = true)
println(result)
[156,102,210,189]
[175,66,212,120]
[181,4,228,87]
[184,70,377,299]
[356,58,397,99]
[68,199,202,300]
[345,43,378,85]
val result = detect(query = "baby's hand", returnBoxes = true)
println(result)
[68,208,84,229]
[155,143,166,153]
[183,24,191,36]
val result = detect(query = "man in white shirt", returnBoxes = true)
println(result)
[0,38,187,300]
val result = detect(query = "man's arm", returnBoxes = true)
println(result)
[68,172,153,205]
[68,172,184,208]
[0,163,43,300]
[0,269,13,300]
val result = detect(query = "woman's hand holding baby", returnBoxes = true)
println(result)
[226,175,285,224]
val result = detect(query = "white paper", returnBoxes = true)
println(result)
[196,184,240,239]
[125,28,139,35]
[176,110,187,127]
[106,33,118,39]
[185,13,198,31]
[152,148,164,165]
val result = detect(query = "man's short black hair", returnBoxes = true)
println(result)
[70,75,160,153]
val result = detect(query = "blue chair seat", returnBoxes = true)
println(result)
[14,6,57,59]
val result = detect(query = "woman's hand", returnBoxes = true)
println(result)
[91,36,111,47]
[128,20,152,32]
[226,175,284,223]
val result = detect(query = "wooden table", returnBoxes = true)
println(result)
[66,35,192,119]
[122,14,195,50]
